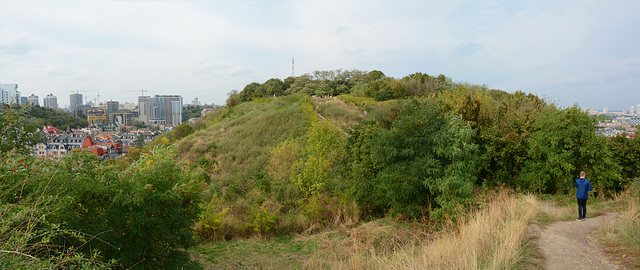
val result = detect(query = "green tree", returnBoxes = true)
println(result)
[29,105,88,129]
[240,82,260,102]
[345,101,478,219]
[171,123,194,142]
[50,146,203,269]
[609,135,640,181]
[226,90,240,108]
[0,153,114,269]
[291,104,345,196]
[0,103,43,155]
[182,105,204,122]
[134,135,145,148]
[522,106,622,195]
[263,78,285,97]
[134,121,146,129]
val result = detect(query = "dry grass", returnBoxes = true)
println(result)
[596,186,640,268]
[303,191,539,269]
[536,200,576,224]
[314,97,364,129]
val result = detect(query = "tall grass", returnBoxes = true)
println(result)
[536,199,576,224]
[180,94,364,240]
[597,182,640,267]
[314,98,363,128]
[303,191,539,269]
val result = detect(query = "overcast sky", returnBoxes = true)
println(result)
[1,0,639,110]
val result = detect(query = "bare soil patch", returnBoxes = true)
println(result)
[538,212,619,270]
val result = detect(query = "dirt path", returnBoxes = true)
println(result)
[538,212,618,270]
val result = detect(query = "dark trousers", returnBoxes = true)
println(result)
[577,199,587,219]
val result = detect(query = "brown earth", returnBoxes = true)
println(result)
[538,212,620,270]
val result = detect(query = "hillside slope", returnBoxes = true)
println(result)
[172,71,625,241]
[175,94,370,239]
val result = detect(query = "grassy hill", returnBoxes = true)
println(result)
[4,70,640,269]
[167,70,636,268]
[175,94,377,240]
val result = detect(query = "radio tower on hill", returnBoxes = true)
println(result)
[292,54,295,77]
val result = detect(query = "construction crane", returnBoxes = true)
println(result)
[70,90,90,94]
[125,89,149,97]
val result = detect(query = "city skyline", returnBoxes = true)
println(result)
[1,1,639,109]
[13,84,640,112]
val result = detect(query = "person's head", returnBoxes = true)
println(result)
[580,171,586,178]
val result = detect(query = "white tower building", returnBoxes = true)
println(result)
[0,83,20,105]
[43,94,58,109]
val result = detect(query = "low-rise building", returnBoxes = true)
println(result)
[33,130,88,159]
[87,109,107,125]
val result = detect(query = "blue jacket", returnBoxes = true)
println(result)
[575,178,592,199]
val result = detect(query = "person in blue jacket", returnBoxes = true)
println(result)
[575,171,593,222]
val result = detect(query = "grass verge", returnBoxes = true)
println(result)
[192,190,539,269]
[190,236,318,270]
[596,182,640,268]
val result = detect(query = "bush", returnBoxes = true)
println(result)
[1,146,204,269]
[0,152,114,269]
[343,100,478,220]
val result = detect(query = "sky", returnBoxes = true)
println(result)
[1,0,639,110]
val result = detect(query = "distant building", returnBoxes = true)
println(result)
[109,111,135,126]
[119,102,136,110]
[138,96,151,124]
[27,94,39,106]
[603,107,609,114]
[201,105,219,117]
[70,93,83,114]
[137,94,183,126]
[631,106,635,116]
[43,94,58,109]
[106,100,119,115]
[151,95,182,127]
[188,117,201,124]
[33,130,87,159]
[87,108,107,125]
[191,97,201,106]
[80,135,122,161]
[0,83,20,105]
[79,104,92,117]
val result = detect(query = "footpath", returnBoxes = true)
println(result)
[538,212,618,270]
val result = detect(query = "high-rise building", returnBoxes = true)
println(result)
[603,107,609,114]
[0,83,20,105]
[27,94,39,105]
[43,94,58,109]
[138,96,151,124]
[637,104,640,116]
[70,93,83,114]
[106,100,119,115]
[631,106,635,116]
[148,95,183,126]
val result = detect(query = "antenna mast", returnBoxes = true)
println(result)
[97,82,100,107]
[292,53,295,77]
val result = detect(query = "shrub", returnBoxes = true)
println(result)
[38,146,204,269]
[344,100,478,220]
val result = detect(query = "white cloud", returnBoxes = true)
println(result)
[0,0,638,109]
